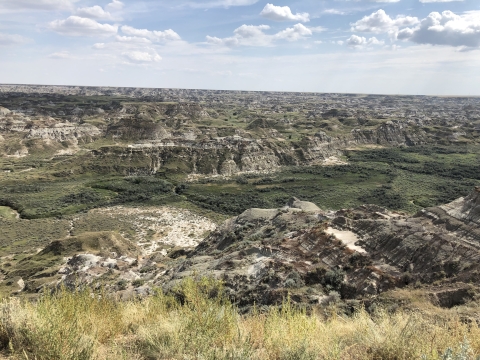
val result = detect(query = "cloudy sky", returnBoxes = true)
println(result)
[1,0,479,95]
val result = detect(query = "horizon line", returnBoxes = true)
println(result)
[1,83,479,98]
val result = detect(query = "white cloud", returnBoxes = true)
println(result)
[323,9,346,15]
[234,24,270,38]
[398,10,480,48]
[350,9,480,49]
[207,23,315,47]
[76,6,112,20]
[48,51,71,59]
[206,35,239,47]
[89,29,204,67]
[48,16,118,37]
[351,9,419,34]
[207,25,270,47]
[347,35,384,48]
[121,26,181,42]
[0,0,78,11]
[274,24,312,41]
[106,0,124,11]
[309,26,327,33]
[0,33,28,46]
[122,51,162,63]
[260,4,309,22]
[116,35,152,44]
[87,27,216,69]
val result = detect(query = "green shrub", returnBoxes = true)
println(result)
[324,269,345,290]
[132,279,145,287]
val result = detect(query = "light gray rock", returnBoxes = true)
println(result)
[441,187,480,225]
[287,197,321,212]
[0,107,11,116]
[238,208,280,222]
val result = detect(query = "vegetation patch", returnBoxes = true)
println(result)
[0,278,479,359]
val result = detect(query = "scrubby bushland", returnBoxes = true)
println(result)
[91,177,174,204]
[1,144,479,220]
[0,278,480,360]
[188,191,272,215]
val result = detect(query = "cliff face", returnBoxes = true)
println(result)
[89,135,338,176]
[351,121,427,146]
[160,189,480,307]
[88,122,428,176]
[0,112,460,176]
[332,188,480,287]
[158,103,209,119]
[27,123,101,142]
[294,132,344,164]
[333,207,480,285]
[106,118,171,140]
[0,112,101,142]
[1,89,475,176]
[439,187,480,226]
[3,181,479,308]
[0,118,28,132]
[162,203,397,308]
[91,137,283,175]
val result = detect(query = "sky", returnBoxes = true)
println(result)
[0,0,480,95]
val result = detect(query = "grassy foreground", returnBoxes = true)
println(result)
[0,278,479,360]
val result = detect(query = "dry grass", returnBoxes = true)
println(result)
[0,278,479,360]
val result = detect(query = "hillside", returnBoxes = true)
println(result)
[0,86,480,359]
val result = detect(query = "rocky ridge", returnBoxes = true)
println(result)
[88,125,427,176]
[1,87,478,176]
[4,189,480,312]
[161,187,480,309]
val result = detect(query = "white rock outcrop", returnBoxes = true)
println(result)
[0,107,11,116]
[27,123,101,141]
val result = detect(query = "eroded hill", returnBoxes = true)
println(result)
[1,86,480,318]
[2,187,480,321]
[1,85,478,177]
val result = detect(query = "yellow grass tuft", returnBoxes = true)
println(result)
[0,279,479,359]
